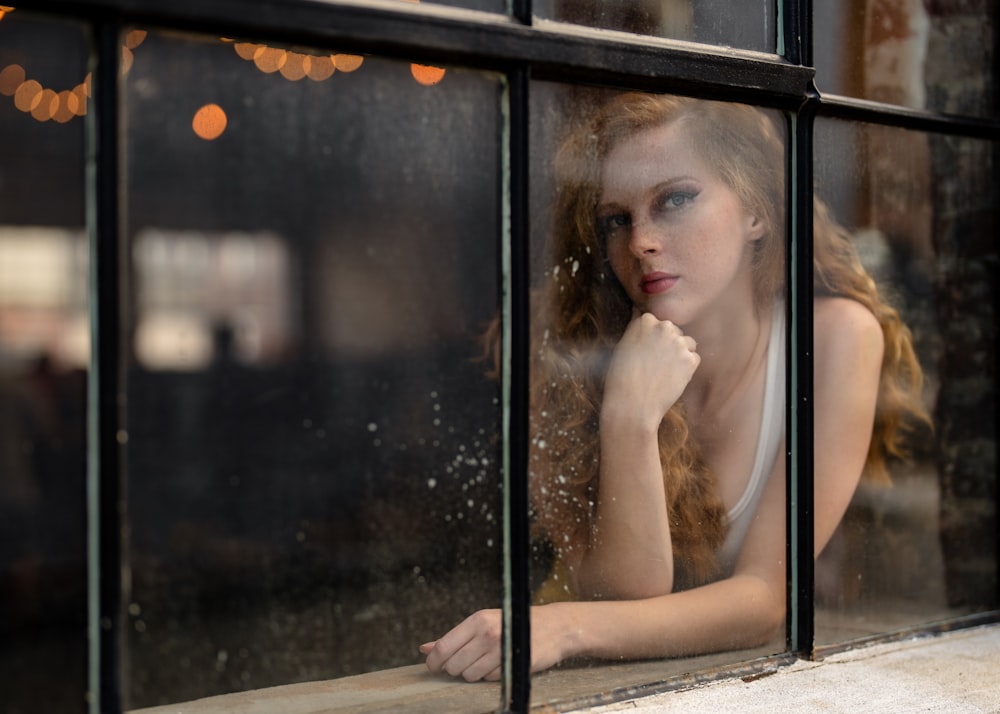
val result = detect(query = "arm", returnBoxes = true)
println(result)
[421,473,786,680]
[572,311,700,599]
[422,297,883,680]
[811,297,884,554]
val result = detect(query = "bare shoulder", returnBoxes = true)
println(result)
[814,297,882,348]
[813,297,884,376]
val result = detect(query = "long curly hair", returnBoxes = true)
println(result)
[526,92,928,592]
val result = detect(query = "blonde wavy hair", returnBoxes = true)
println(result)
[524,92,928,591]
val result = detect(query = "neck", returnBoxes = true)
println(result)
[684,300,772,418]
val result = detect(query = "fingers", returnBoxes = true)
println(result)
[630,311,697,353]
[421,610,503,682]
[425,640,500,682]
[484,665,502,681]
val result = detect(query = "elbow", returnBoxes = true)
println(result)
[755,600,786,646]
[735,603,784,651]
[732,575,786,649]
[751,591,786,648]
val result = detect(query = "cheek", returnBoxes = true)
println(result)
[604,242,631,281]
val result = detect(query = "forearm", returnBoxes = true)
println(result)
[575,312,700,600]
[546,574,786,664]
[574,413,673,600]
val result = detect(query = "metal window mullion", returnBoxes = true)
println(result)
[787,103,816,660]
[780,0,816,663]
[779,0,812,68]
[817,95,999,140]
[511,0,530,24]
[504,0,531,705]
[501,67,532,713]
[86,17,124,714]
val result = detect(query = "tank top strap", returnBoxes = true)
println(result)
[717,302,786,575]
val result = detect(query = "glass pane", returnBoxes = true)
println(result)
[121,30,503,710]
[526,85,789,705]
[0,11,89,713]
[535,0,776,53]
[814,1,995,117]
[814,117,998,645]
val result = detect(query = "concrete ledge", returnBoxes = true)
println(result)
[582,624,1000,714]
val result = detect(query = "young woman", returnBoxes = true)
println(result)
[420,93,928,681]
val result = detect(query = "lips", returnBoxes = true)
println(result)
[640,272,678,295]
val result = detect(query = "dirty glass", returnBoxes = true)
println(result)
[526,85,789,707]
[814,1,995,118]
[814,117,998,645]
[534,0,776,53]
[0,11,89,714]
[120,30,504,710]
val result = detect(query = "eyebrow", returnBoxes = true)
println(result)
[598,176,703,208]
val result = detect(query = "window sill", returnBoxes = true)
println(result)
[128,624,1000,713]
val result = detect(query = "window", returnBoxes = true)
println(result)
[1,1,996,712]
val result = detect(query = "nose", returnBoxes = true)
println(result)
[628,217,661,257]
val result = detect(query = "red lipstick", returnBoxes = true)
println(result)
[640,272,678,295]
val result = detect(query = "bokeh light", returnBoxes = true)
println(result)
[70,83,88,116]
[0,63,24,95]
[30,87,58,121]
[306,55,336,81]
[0,31,131,122]
[192,103,227,141]
[53,90,77,123]
[124,29,147,49]
[234,42,258,60]
[333,54,364,72]
[2,27,442,126]
[13,79,42,112]
[279,52,308,81]
[121,45,134,74]
[253,46,286,74]
[410,64,446,86]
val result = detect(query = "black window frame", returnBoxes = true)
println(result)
[11,0,1000,711]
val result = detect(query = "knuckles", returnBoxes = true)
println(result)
[469,609,503,644]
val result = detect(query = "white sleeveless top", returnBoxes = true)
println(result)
[716,303,786,577]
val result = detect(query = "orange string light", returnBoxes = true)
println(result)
[0,25,145,123]
[2,17,444,128]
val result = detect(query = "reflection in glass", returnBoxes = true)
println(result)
[521,87,791,703]
[121,30,503,709]
[814,118,998,644]
[535,0,775,53]
[814,0,995,117]
[0,12,89,714]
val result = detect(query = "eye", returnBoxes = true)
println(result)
[656,190,697,212]
[598,212,631,241]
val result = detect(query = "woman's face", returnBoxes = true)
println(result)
[597,119,765,328]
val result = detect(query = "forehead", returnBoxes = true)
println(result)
[599,119,713,199]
